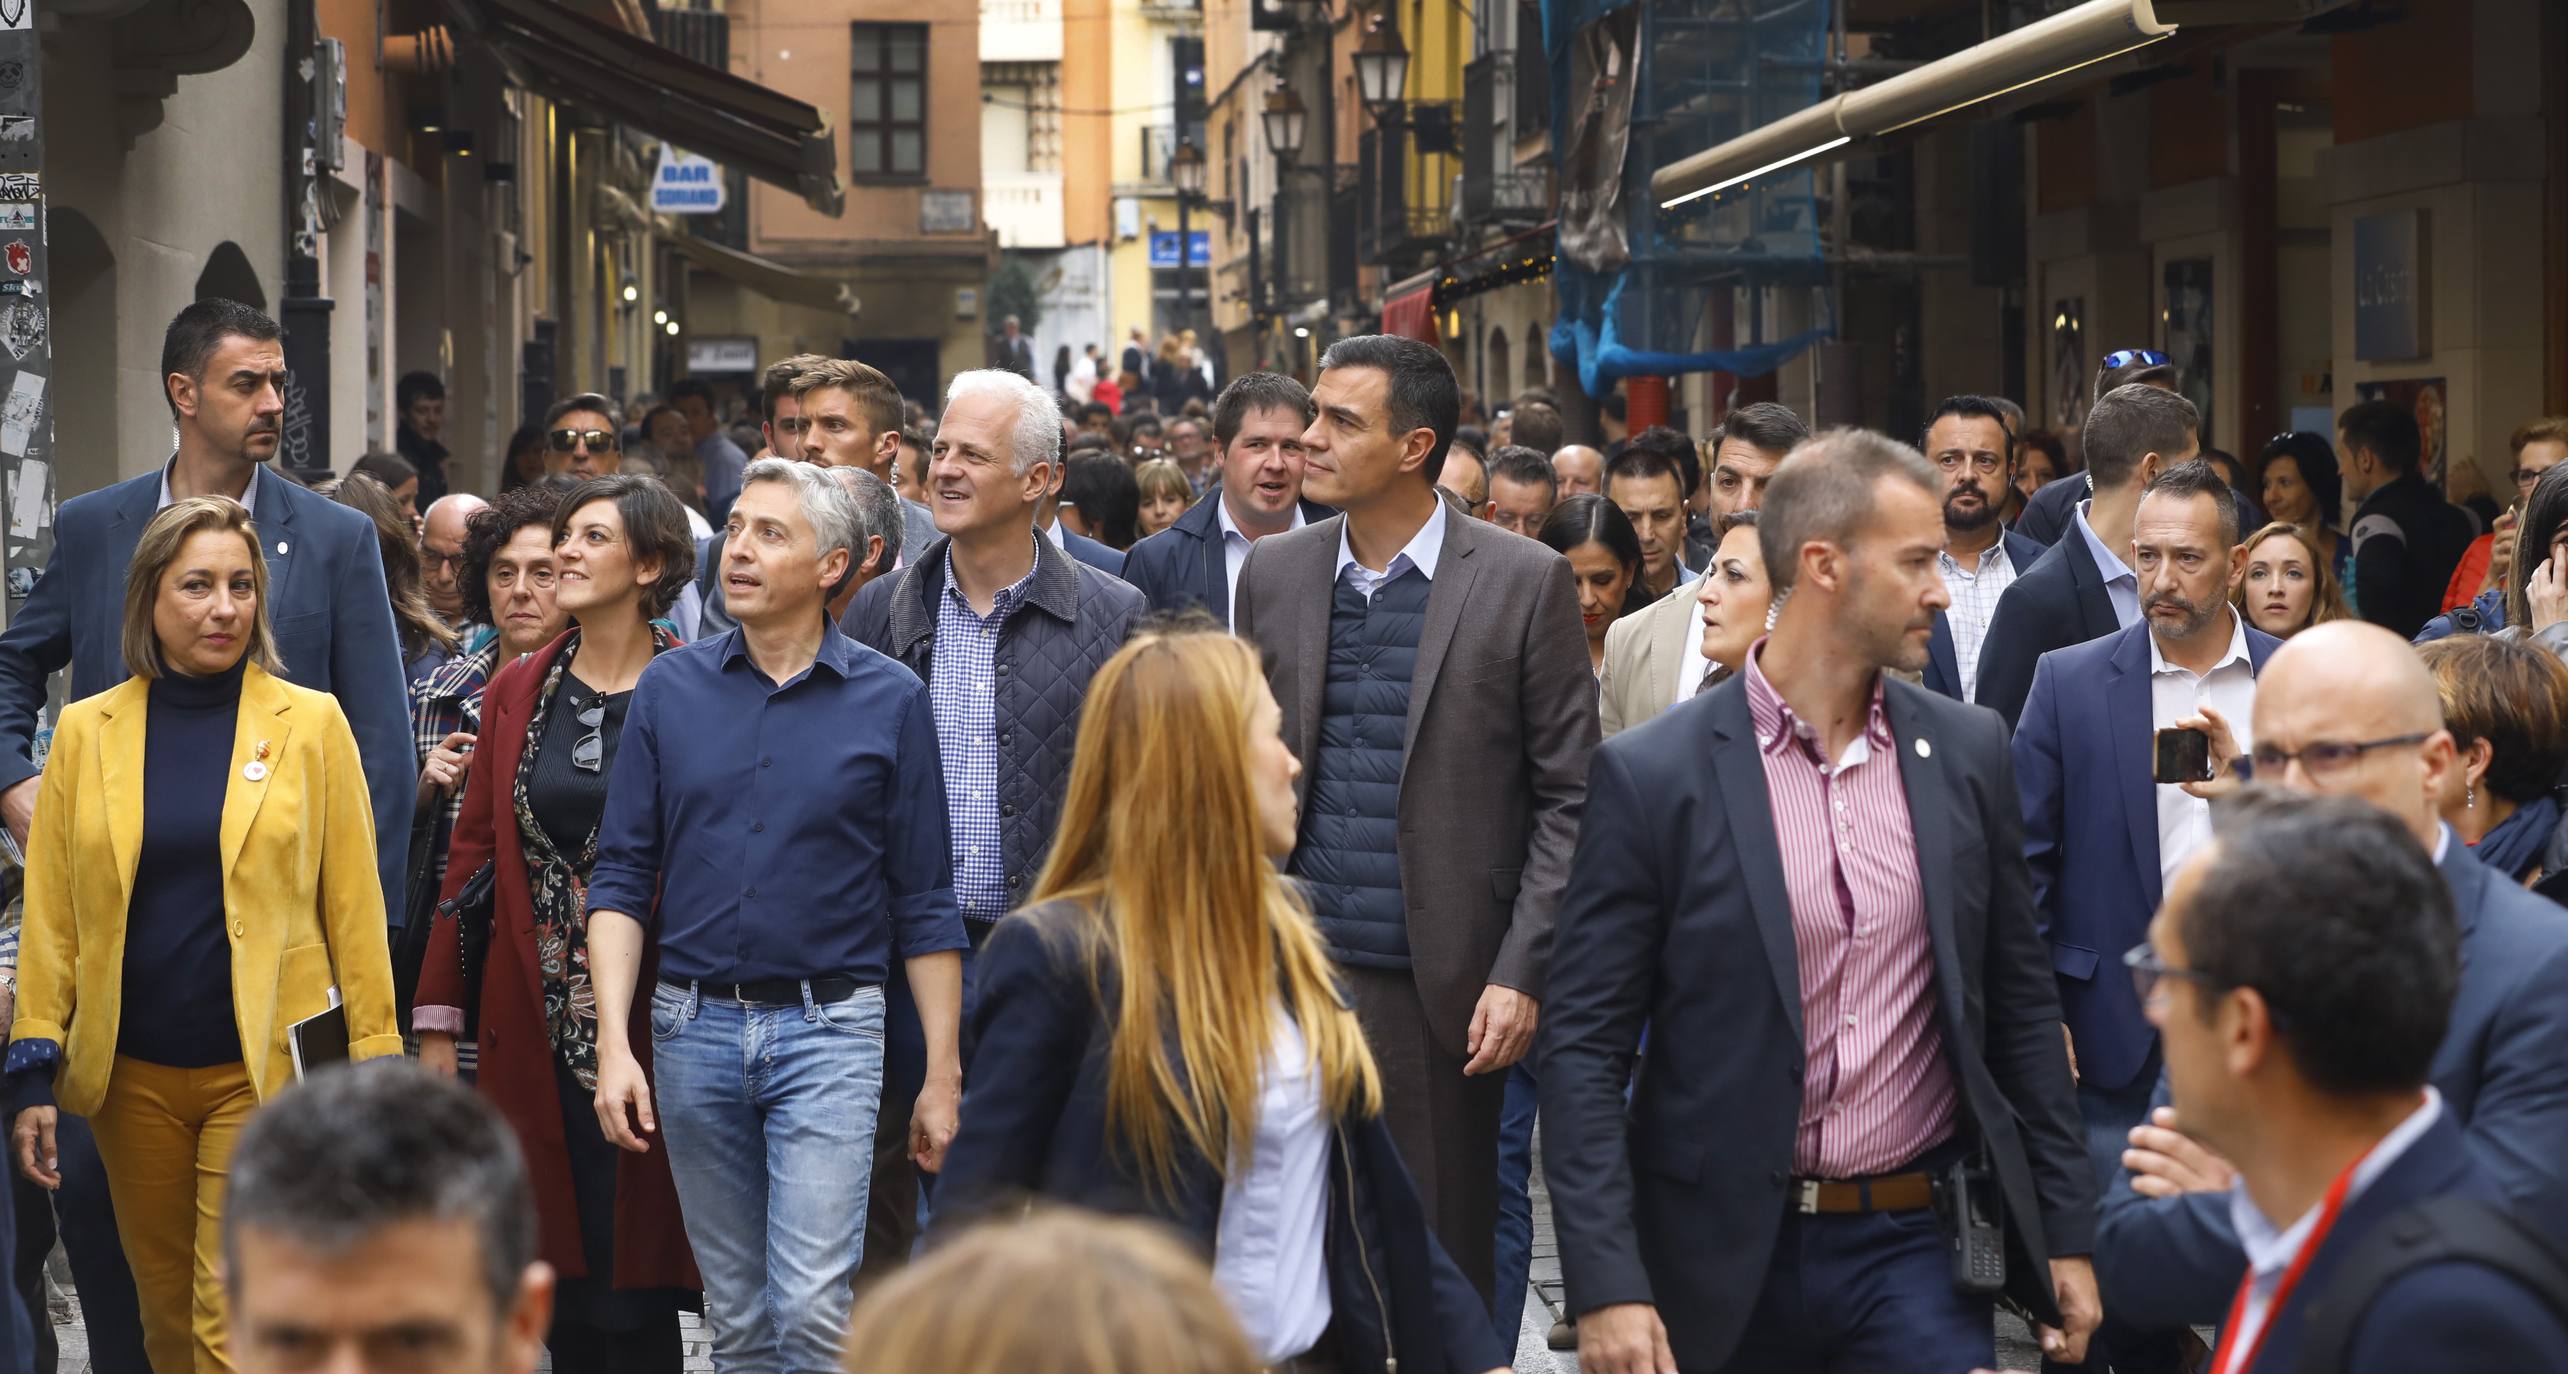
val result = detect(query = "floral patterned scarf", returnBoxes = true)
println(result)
[514,625,681,1089]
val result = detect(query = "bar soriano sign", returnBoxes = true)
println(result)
[651,146,727,215]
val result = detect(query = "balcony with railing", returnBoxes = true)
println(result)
[980,0,1063,63]
[1457,164,1554,229]
[984,170,1067,249]
[1358,124,1454,272]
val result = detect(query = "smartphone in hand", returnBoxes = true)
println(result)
[2153,727,2212,785]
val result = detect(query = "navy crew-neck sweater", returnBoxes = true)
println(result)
[122,658,247,1068]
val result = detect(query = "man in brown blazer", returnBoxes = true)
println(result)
[1234,334,1598,1305]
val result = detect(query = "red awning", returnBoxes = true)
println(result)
[1382,283,1438,343]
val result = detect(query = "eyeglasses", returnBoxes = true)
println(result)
[572,696,606,773]
[1934,451,2008,475]
[2100,348,2170,372]
[422,547,466,574]
[2238,731,2432,782]
[2124,942,2225,1008]
[547,428,618,453]
[2515,465,2559,492]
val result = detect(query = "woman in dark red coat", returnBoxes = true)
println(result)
[415,474,700,1372]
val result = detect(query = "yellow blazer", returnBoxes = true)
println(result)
[10,663,403,1115]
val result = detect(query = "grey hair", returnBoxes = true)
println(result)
[2083,383,2201,492]
[831,465,905,571]
[740,456,861,565]
[1757,428,1941,597]
[944,368,1062,477]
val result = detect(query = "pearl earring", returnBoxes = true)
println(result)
[2467,783,2477,811]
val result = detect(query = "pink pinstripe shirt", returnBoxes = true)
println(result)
[1743,644,1959,1178]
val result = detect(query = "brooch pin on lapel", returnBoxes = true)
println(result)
[244,740,271,783]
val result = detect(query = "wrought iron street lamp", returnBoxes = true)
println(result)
[1353,13,1409,118]
[1262,83,1308,161]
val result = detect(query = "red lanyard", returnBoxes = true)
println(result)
[2209,1146,2375,1374]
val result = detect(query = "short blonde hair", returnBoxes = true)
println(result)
[844,1209,1256,1374]
[789,356,904,439]
[123,496,284,680]
[1133,458,1191,508]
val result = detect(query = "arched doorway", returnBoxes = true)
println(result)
[1487,327,1511,407]
[49,208,120,499]
[194,241,266,311]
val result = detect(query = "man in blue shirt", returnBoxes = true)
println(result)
[586,457,966,1374]
[670,378,752,526]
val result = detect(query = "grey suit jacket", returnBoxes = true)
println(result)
[1598,575,1702,737]
[1233,507,1599,1054]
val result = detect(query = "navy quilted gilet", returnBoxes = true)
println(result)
[1290,568,1428,967]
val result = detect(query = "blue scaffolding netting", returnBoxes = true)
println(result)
[1543,0,1834,394]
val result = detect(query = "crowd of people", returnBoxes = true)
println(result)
[0,298,2563,1374]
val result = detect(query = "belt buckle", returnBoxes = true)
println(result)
[1798,1179,1822,1215]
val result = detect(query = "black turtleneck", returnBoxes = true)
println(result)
[123,657,246,1068]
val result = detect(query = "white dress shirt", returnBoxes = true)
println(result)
[1938,537,2023,701]
[2075,501,2143,629]
[2152,607,2259,888]
[1213,1009,1334,1364]
[156,459,260,517]
[1333,495,1447,601]
[1219,495,1307,627]
[2219,1089,2443,1374]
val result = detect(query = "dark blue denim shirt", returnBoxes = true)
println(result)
[586,622,966,984]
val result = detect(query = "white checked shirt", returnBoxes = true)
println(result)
[1937,538,2024,702]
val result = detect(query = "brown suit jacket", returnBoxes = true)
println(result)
[1234,505,1599,1057]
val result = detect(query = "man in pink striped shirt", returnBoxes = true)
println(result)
[1543,427,2098,1374]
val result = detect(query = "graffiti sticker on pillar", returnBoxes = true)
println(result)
[6,456,42,539]
[0,369,43,457]
[3,242,28,276]
[0,297,44,361]
[0,204,30,232]
[0,61,24,92]
[0,118,31,144]
[0,0,28,32]
[0,175,37,201]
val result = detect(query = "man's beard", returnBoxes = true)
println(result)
[2147,593,2220,641]
[1944,487,1999,532]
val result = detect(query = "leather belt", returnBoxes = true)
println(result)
[665,974,866,1007]
[1790,1170,1936,1215]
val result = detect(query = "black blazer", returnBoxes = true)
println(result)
[935,905,1508,1374]
[1120,492,1334,627]
[1974,527,2127,730]
[1537,672,2094,1370]
[1922,526,2050,701]
[2012,472,2087,547]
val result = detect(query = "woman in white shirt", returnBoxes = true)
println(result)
[937,624,1508,1374]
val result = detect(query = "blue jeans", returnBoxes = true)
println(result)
[651,980,886,1374]
[1491,1060,1538,1346]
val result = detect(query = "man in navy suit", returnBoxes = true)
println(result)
[1031,444,1127,578]
[2015,348,2182,547]
[1977,382,2201,729]
[2128,787,2568,1374]
[2015,460,2282,1373]
[2095,620,2568,1332]
[1120,372,1330,627]
[1545,428,2097,1374]
[1921,395,2049,703]
[0,299,412,1373]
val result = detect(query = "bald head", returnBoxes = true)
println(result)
[1552,444,1605,498]
[2250,621,2455,846]
[420,493,489,622]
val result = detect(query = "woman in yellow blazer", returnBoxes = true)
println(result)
[6,495,402,1373]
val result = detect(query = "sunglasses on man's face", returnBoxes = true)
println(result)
[547,428,618,453]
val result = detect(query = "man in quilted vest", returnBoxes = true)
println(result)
[1233,334,1598,1310]
[842,367,1147,1257]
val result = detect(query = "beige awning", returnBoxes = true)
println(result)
[665,232,861,318]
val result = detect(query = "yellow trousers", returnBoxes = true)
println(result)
[88,1056,255,1374]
